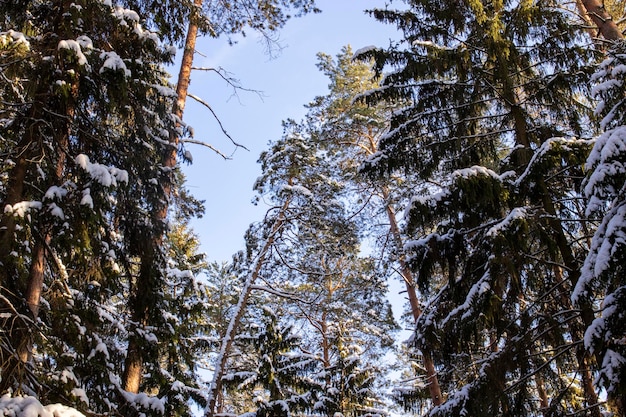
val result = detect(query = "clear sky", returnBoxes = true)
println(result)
[181,0,402,263]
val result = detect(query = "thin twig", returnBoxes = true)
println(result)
[187,93,250,153]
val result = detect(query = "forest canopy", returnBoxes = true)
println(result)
[0,0,625,417]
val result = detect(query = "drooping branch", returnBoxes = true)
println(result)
[186,93,249,152]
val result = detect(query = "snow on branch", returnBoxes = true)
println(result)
[75,154,129,186]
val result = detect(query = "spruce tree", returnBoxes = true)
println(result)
[578,39,626,415]
[0,2,196,414]
[222,306,317,417]
[358,0,602,415]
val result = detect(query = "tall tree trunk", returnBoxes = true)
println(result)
[508,87,601,415]
[321,311,331,387]
[121,0,203,394]
[578,0,623,40]
[385,199,443,406]
[24,71,75,326]
[204,197,291,417]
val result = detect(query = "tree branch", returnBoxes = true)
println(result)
[187,93,250,153]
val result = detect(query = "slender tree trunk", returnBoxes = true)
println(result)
[0,157,28,266]
[121,0,203,394]
[385,199,443,406]
[321,310,331,385]
[204,198,291,417]
[0,122,43,290]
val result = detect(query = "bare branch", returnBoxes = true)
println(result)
[191,65,265,101]
[180,138,230,159]
[187,93,250,153]
[250,284,313,304]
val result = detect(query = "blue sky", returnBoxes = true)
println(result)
[180,0,401,263]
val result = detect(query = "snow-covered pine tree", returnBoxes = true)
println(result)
[275,215,396,417]
[208,116,398,416]
[251,120,398,417]
[203,124,312,417]
[357,0,602,415]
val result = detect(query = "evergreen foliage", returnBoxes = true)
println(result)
[223,306,317,417]
[0,1,207,415]
[123,0,320,46]
[220,114,398,416]
[578,39,626,414]
[357,0,607,415]
[4,1,626,417]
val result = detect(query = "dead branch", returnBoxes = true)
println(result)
[187,93,250,153]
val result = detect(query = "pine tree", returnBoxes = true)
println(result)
[254,120,398,416]
[208,116,398,416]
[577,0,624,41]
[358,0,602,415]
[203,125,308,417]
[309,45,443,406]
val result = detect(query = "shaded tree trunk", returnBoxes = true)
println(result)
[121,0,203,394]
[385,200,443,406]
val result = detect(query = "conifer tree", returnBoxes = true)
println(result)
[577,0,624,41]
[309,45,443,405]
[0,2,197,414]
[208,116,398,416]
[577,39,626,415]
[357,0,603,415]
[204,126,306,417]
[222,306,317,417]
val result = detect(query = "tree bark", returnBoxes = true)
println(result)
[385,200,443,406]
[121,0,203,394]
[165,0,203,174]
[578,0,623,40]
